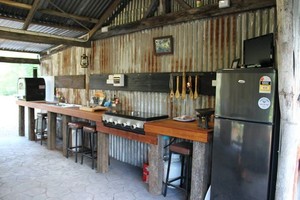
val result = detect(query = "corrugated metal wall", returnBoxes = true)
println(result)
[41,7,276,167]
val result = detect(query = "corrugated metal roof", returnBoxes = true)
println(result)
[0,0,213,54]
[0,0,116,53]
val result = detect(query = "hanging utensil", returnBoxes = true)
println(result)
[181,72,186,99]
[175,76,180,99]
[194,75,199,99]
[188,75,193,99]
[169,74,174,98]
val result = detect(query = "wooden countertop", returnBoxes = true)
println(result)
[144,119,213,143]
[17,100,212,143]
[16,100,105,122]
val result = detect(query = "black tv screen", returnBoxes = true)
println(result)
[244,33,274,67]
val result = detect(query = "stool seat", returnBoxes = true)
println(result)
[68,121,90,129]
[169,142,193,155]
[83,125,97,133]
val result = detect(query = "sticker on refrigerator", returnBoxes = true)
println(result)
[258,97,271,109]
[259,76,271,93]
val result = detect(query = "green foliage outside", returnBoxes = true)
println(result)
[0,63,39,96]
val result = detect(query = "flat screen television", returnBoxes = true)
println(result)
[244,33,274,67]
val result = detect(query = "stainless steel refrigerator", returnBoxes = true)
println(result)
[210,68,280,200]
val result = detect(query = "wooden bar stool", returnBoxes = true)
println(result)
[66,121,90,163]
[163,141,193,200]
[81,125,97,169]
[35,113,47,145]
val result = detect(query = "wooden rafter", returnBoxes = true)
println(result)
[174,0,192,9]
[144,0,159,19]
[0,0,31,9]
[88,0,122,38]
[0,29,91,47]
[0,15,86,32]
[103,0,132,27]
[0,0,99,24]
[23,0,42,30]
[39,9,99,24]
[93,0,276,40]
[0,56,40,64]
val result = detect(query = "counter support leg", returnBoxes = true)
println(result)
[148,135,164,195]
[62,115,71,156]
[190,142,212,200]
[18,106,25,136]
[47,112,57,150]
[28,107,35,141]
[97,132,109,173]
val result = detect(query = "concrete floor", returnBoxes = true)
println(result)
[0,96,184,200]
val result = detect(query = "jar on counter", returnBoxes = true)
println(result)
[196,0,203,7]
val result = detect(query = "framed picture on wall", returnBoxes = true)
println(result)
[231,58,240,68]
[153,36,173,55]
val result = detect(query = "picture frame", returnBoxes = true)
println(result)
[153,36,173,55]
[231,58,240,68]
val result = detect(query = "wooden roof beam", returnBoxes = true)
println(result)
[0,56,40,64]
[0,0,31,9]
[88,0,122,38]
[144,0,159,19]
[39,9,99,24]
[174,0,192,10]
[0,29,91,47]
[0,0,99,24]
[23,0,43,30]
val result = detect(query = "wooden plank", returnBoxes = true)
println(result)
[0,56,40,64]
[39,9,98,24]
[0,29,91,47]
[0,0,31,9]
[28,107,35,141]
[90,73,170,92]
[90,72,216,95]
[18,106,25,136]
[55,75,85,89]
[23,0,42,30]
[93,0,276,40]
[174,0,192,9]
[97,132,109,173]
[96,121,157,145]
[62,115,71,156]
[144,119,213,143]
[47,112,57,150]
[88,0,122,38]
[144,0,159,18]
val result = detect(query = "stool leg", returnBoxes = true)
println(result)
[81,130,86,165]
[75,129,78,163]
[91,132,94,169]
[163,151,172,197]
[66,128,70,158]
[180,155,185,188]
[185,155,191,200]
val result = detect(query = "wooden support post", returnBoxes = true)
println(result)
[47,112,57,150]
[148,135,164,195]
[18,105,25,136]
[190,141,212,200]
[97,132,109,173]
[62,115,71,156]
[27,107,35,141]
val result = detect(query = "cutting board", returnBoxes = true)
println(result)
[79,106,108,112]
